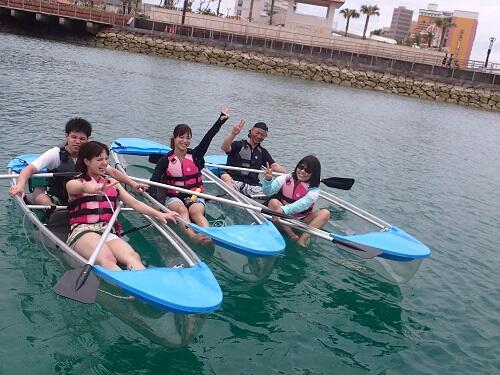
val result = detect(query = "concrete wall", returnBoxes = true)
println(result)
[84,29,500,112]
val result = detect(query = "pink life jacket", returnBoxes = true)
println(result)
[163,153,204,196]
[67,176,120,228]
[279,176,314,218]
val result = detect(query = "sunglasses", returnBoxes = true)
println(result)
[297,164,312,174]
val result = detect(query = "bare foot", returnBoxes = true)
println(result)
[289,233,299,241]
[192,233,213,245]
[296,236,311,248]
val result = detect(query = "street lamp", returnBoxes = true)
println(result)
[484,36,496,68]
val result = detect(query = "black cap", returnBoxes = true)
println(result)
[253,122,268,132]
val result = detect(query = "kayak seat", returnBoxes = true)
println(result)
[46,210,70,242]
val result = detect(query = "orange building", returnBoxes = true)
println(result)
[414,4,478,62]
[447,11,478,62]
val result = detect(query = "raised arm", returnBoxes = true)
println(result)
[221,119,245,153]
[192,105,230,159]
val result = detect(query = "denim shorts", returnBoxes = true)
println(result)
[166,196,206,208]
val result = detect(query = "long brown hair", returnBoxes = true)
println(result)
[75,141,109,176]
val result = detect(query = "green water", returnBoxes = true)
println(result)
[1,32,500,374]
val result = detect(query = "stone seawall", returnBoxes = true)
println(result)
[1,17,499,112]
[84,30,500,112]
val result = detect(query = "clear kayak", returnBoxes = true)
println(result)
[110,138,285,282]
[6,154,223,347]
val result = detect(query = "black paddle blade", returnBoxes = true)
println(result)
[261,207,293,219]
[53,265,99,304]
[321,177,355,190]
[332,238,383,259]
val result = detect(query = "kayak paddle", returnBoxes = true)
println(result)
[53,202,123,304]
[204,163,355,190]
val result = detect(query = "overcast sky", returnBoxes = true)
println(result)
[145,0,500,62]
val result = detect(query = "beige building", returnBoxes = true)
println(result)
[233,0,344,36]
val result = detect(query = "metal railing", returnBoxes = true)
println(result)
[1,0,498,87]
[0,0,128,26]
[131,8,499,88]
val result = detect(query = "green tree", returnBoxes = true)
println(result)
[434,17,455,51]
[340,8,360,37]
[426,31,434,47]
[360,4,380,40]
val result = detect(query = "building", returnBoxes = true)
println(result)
[387,6,413,42]
[447,10,478,62]
[233,0,344,36]
[414,4,478,62]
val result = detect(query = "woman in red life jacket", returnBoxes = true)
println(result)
[262,155,330,247]
[150,106,230,244]
[66,141,178,270]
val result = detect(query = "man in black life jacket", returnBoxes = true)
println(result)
[220,120,286,197]
[9,118,146,205]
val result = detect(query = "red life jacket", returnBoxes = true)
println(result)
[278,176,314,218]
[163,153,204,196]
[67,176,120,232]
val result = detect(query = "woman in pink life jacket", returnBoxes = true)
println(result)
[150,106,230,245]
[66,141,178,270]
[262,155,330,247]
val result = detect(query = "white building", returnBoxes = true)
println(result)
[233,0,345,36]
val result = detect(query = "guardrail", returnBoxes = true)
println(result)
[132,10,499,88]
[0,0,128,26]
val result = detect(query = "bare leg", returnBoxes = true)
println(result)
[221,173,236,190]
[188,202,208,227]
[72,232,121,270]
[188,203,212,244]
[107,239,145,270]
[168,200,209,245]
[33,189,54,206]
[268,199,299,241]
[297,209,330,248]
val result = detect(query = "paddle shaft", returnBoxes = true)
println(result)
[1,172,80,179]
[129,176,291,219]
[75,202,123,290]
[204,163,354,190]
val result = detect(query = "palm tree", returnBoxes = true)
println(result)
[426,31,434,47]
[269,0,276,25]
[340,8,360,37]
[360,4,380,39]
[434,17,455,51]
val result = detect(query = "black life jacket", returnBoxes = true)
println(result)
[227,140,263,185]
[47,146,75,205]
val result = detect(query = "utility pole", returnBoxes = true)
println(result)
[248,0,255,22]
[485,37,496,68]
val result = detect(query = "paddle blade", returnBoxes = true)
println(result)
[330,234,383,259]
[261,207,292,219]
[321,177,355,190]
[189,221,285,256]
[53,266,99,304]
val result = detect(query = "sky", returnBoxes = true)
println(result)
[145,0,500,63]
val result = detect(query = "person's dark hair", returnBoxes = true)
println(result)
[75,141,109,175]
[293,155,321,188]
[65,118,92,137]
[170,124,192,149]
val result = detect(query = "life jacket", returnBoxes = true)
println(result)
[162,152,204,197]
[278,176,314,218]
[227,140,263,185]
[67,176,121,235]
[47,146,75,205]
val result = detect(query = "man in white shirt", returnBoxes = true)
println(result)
[9,118,144,205]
